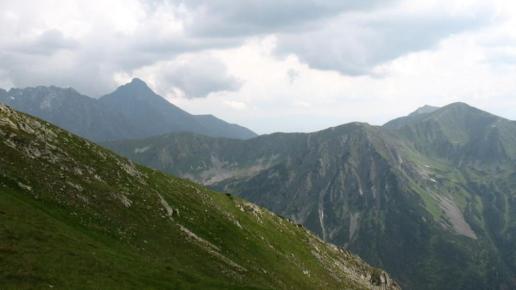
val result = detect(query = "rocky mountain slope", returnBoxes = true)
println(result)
[105,103,516,290]
[0,103,398,289]
[0,79,256,142]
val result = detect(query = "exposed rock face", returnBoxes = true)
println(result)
[105,103,516,290]
[435,194,477,239]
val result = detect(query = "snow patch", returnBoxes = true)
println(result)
[134,146,151,154]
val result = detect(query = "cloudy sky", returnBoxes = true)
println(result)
[1,0,516,133]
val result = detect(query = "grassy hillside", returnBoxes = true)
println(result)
[0,103,399,290]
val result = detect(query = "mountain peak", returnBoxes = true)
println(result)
[383,102,492,130]
[443,102,473,110]
[444,102,494,115]
[122,78,153,93]
[128,77,148,87]
[407,102,483,118]
[103,78,159,102]
[435,102,497,119]
[409,105,440,116]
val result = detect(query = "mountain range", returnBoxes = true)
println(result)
[0,102,399,289]
[2,77,514,289]
[105,102,516,290]
[0,78,256,142]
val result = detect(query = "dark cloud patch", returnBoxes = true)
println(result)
[276,9,494,75]
[181,0,390,37]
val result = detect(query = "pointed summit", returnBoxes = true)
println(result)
[98,77,256,139]
[99,77,171,111]
[126,77,150,90]
[113,78,156,99]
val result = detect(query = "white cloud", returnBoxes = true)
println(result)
[224,100,248,111]
[1,0,516,133]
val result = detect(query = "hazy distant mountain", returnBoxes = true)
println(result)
[105,103,516,290]
[0,86,132,141]
[0,103,399,289]
[0,78,257,141]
